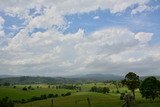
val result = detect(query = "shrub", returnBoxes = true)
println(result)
[0,97,14,107]
[61,92,71,97]
[3,82,10,86]
[40,94,47,100]
[55,94,58,97]
[116,90,120,93]
[90,86,110,94]
[28,86,32,90]
[65,92,71,96]
[61,94,64,97]
[48,94,54,98]
[22,87,27,91]
[21,99,26,103]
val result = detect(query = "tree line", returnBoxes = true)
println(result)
[55,85,81,91]
[0,92,72,106]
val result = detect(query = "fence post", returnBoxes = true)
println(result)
[87,97,91,107]
[51,99,53,107]
[75,100,77,104]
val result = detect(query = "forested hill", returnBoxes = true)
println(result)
[0,74,123,84]
[67,74,123,81]
[0,76,79,84]
[0,74,160,85]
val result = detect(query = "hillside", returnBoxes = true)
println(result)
[0,74,123,84]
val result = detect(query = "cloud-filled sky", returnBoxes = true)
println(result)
[0,0,160,76]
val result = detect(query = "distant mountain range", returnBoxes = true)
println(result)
[0,74,124,84]
[0,75,19,78]
[0,73,123,80]
[68,73,123,81]
[1,74,159,84]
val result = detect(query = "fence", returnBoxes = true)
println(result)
[15,97,92,107]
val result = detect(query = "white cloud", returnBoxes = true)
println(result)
[27,6,65,29]
[135,32,153,44]
[93,16,100,20]
[132,5,160,14]
[0,30,4,39]
[0,16,5,40]
[0,27,160,76]
[0,16,4,27]
[0,0,153,19]
[55,0,151,14]
[0,0,159,76]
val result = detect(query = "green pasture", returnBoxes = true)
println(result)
[0,83,160,107]
[15,92,160,107]
[0,85,75,100]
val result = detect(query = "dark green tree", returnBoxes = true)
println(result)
[3,82,10,86]
[139,76,160,100]
[102,87,110,94]
[22,87,27,91]
[121,79,126,87]
[28,85,32,90]
[0,97,14,107]
[123,72,140,99]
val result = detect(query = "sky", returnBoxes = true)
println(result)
[0,0,160,76]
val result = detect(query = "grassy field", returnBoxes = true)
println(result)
[15,91,160,107]
[0,83,160,107]
[15,92,122,107]
[0,85,76,100]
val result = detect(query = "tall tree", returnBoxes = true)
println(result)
[140,76,160,101]
[123,72,140,99]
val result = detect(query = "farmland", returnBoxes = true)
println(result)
[0,82,160,107]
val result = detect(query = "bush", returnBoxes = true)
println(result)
[31,88,34,90]
[40,94,47,100]
[3,82,10,86]
[65,92,71,96]
[21,99,26,103]
[57,85,81,90]
[90,86,110,94]
[31,96,42,101]
[28,86,32,90]
[61,94,64,97]
[22,87,27,91]
[48,94,54,98]
[61,92,71,97]
[55,94,58,97]
[0,97,14,107]
[116,90,120,93]
[102,87,110,94]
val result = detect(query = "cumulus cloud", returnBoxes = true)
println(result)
[0,0,154,18]
[0,27,160,76]
[0,0,159,76]
[0,16,5,40]
[0,16,4,27]
[135,32,153,44]
[132,5,160,14]
[27,6,65,29]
